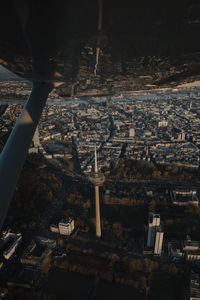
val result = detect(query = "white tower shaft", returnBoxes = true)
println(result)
[95,185,101,237]
[94,145,98,173]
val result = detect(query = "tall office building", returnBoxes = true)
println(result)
[58,218,75,236]
[154,231,164,255]
[147,213,160,248]
[147,213,164,256]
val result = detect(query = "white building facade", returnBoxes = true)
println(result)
[147,213,160,248]
[58,218,75,236]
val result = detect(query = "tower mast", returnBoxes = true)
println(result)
[89,144,105,238]
[95,184,101,237]
[94,144,101,237]
[94,144,98,173]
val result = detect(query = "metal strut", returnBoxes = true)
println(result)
[0,81,52,232]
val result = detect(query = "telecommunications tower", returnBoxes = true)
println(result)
[89,145,105,238]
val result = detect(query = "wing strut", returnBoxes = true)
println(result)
[0,81,52,231]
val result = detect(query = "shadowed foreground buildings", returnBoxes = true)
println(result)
[0,230,22,261]
[21,237,56,268]
[190,272,200,300]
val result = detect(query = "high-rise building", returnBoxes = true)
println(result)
[58,218,75,236]
[147,213,164,256]
[154,231,164,255]
[147,213,160,248]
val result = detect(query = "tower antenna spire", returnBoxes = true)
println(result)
[94,144,98,173]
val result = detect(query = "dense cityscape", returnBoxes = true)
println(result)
[0,74,200,299]
[1,0,200,299]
